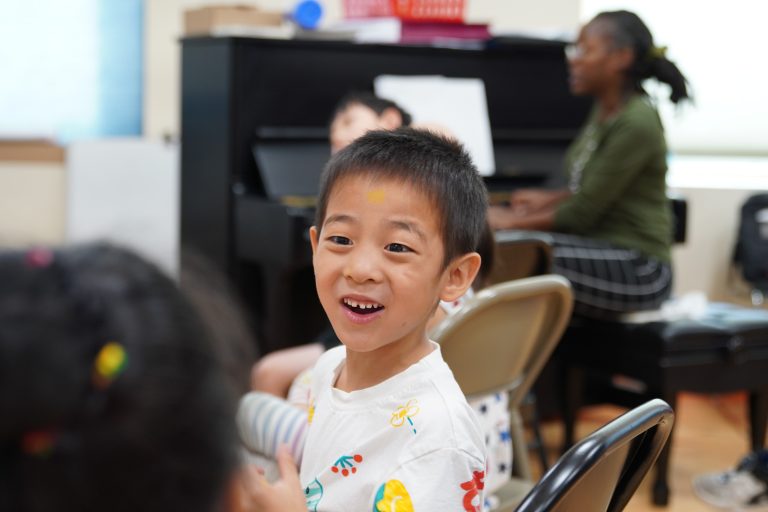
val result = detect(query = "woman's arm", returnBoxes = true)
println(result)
[554,112,661,233]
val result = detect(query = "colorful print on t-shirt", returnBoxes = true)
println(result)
[373,479,414,512]
[331,454,364,477]
[460,470,486,512]
[390,399,420,435]
[305,478,323,511]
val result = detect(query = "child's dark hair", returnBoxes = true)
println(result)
[0,244,239,512]
[474,221,496,289]
[594,10,691,104]
[332,91,413,126]
[316,128,489,268]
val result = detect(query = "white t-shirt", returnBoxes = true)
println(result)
[299,342,487,512]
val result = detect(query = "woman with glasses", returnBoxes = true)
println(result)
[488,10,690,318]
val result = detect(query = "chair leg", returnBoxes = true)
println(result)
[527,393,549,471]
[510,408,532,481]
[652,390,677,507]
[749,387,768,450]
[562,365,584,451]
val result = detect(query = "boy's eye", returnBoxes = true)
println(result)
[385,243,412,253]
[328,236,352,246]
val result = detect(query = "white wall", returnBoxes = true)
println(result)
[0,162,66,246]
[668,156,768,304]
[466,0,580,34]
[671,187,759,305]
[66,139,180,276]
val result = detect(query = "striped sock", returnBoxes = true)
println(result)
[237,391,308,464]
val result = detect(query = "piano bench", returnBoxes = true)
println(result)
[558,303,768,506]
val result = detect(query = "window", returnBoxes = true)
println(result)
[0,0,143,143]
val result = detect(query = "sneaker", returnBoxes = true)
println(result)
[693,451,768,510]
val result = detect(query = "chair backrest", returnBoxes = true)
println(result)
[734,193,768,292]
[431,274,572,407]
[515,399,674,512]
[489,231,555,285]
[669,196,688,244]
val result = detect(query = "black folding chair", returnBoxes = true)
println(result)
[514,399,674,512]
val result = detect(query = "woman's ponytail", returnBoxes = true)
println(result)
[650,55,690,104]
[595,10,692,105]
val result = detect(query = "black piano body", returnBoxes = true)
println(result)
[180,36,590,354]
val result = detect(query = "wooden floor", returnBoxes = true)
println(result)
[530,392,763,511]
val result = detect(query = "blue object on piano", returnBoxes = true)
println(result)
[293,0,323,30]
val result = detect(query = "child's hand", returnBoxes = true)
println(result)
[234,445,307,512]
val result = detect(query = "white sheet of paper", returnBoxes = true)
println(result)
[374,75,495,176]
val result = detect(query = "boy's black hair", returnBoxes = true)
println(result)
[316,127,489,268]
[474,220,496,289]
[332,91,413,127]
[593,10,691,104]
[0,244,240,512]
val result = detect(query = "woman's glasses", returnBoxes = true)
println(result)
[564,44,583,61]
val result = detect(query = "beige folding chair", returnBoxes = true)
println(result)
[431,275,573,511]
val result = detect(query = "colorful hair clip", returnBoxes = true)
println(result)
[21,429,57,457]
[92,341,128,389]
[24,247,54,268]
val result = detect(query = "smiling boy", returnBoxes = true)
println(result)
[247,128,489,512]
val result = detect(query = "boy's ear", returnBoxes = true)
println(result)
[439,252,482,302]
[309,226,319,255]
[379,107,403,130]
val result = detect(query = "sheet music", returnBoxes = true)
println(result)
[374,75,495,176]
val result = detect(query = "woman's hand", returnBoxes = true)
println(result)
[488,205,526,230]
[508,189,570,215]
[230,446,307,512]
[488,204,557,232]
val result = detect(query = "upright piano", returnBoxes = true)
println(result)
[180,36,590,354]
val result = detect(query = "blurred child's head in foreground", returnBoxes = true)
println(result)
[0,243,241,512]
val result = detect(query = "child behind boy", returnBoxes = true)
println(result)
[249,128,490,511]
[329,91,412,154]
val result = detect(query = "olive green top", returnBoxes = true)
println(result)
[554,95,672,262]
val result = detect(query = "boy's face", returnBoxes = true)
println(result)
[310,175,458,354]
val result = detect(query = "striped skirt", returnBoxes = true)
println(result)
[548,233,673,319]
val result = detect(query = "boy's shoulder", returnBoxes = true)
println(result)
[314,344,346,375]
[308,344,346,397]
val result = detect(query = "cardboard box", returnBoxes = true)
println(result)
[184,5,284,35]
